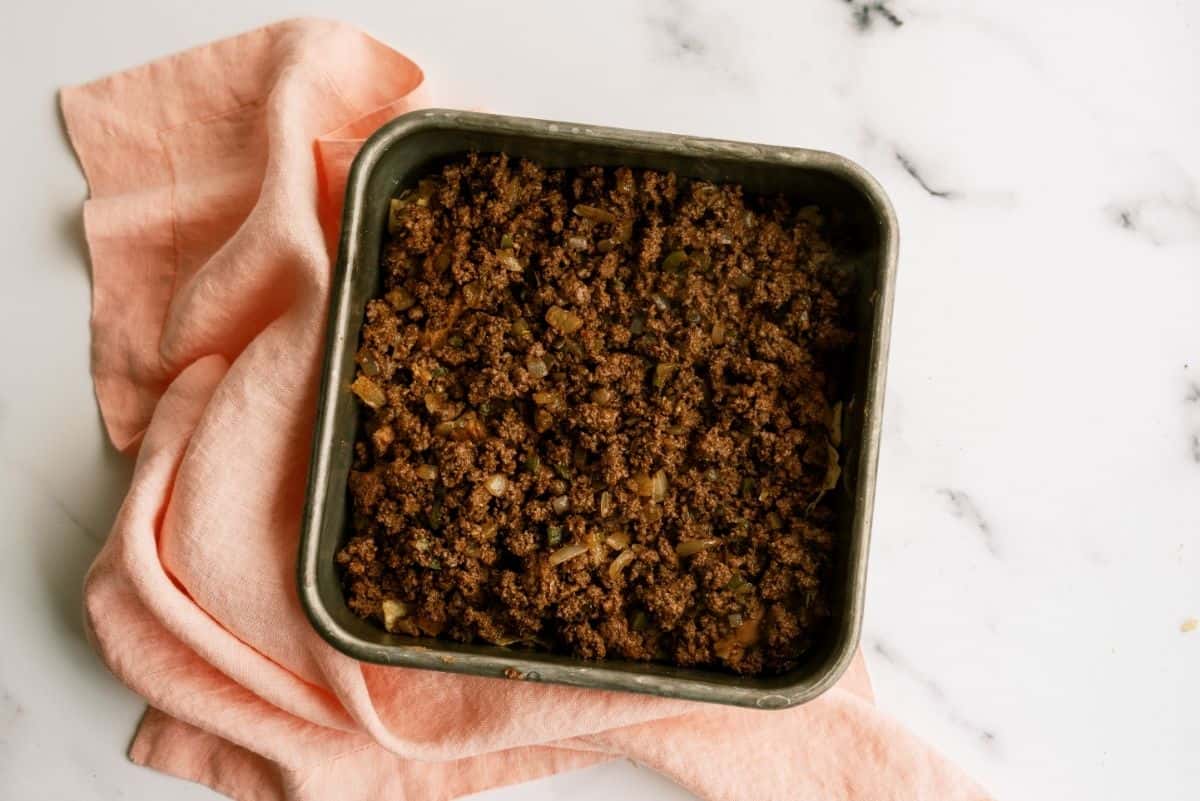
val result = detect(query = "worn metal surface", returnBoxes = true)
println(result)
[297,109,898,709]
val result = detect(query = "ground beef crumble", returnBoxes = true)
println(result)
[337,154,853,676]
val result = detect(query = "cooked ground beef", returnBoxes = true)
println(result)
[337,153,853,676]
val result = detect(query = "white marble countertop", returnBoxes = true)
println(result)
[2,1,1198,799]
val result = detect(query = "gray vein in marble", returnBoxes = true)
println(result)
[938,488,999,556]
[644,0,747,85]
[1106,195,1200,246]
[45,490,101,542]
[871,639,998,750]
[1187,382,1200,463]
[895,152,956,199]
[0,683,26,763]
[0,452,103,543]
[843,0,904,31]
[0,687,24,728]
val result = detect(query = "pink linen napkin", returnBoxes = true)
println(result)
[62,17,992,801]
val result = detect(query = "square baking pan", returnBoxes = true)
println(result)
[298,109,897,709]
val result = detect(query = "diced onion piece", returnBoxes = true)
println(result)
[651,470,669,502]
[532,391,557,406]
[416,464,438,481]
[590,387,614,404]
[351,376,386,409]
[713,612,762,658]
[435,412,485,442]
[381,599,410,631]
[630,472,654,498]
[726,575,754,594]
[615,219,634,244]
[386,287,415,311]
[387,198,407,234]
[510,318,531,338]
[551,495,570,515]
[463,281,485,308]
[549,542,589,566]
[572,204,616,224]
[728,613,744,628]
[823,441,841,491]
[830,402,844,447]
[675,538,718,557]
[588,531,605,562]
[661,250,688,272]
[485,631,521,646]
[357,352,381,376]
[605,531,630,550]
[734,614,761,646]
[497,251,523,272]
[710,320,726,346]
[567,235,589,251]
[545,305,583,334]
[608,548,636,580]
[484,473,509,498]
[500,233,515,250]
[598,490,613,517]
[526,357,548,379]
[652,363,677,389]
[457,413,486,443]
[424,391,448,414]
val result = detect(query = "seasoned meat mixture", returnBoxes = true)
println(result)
[337,154,853,676]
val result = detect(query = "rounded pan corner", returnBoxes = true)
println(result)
[801,150,898,242]
[339,108,456,206]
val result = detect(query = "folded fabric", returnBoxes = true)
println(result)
[62,17,993,801]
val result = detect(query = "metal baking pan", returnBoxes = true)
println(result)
[298,109,897,709]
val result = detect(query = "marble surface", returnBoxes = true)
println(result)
[2,1,1198,799]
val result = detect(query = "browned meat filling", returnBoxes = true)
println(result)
[337,153,852,675]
